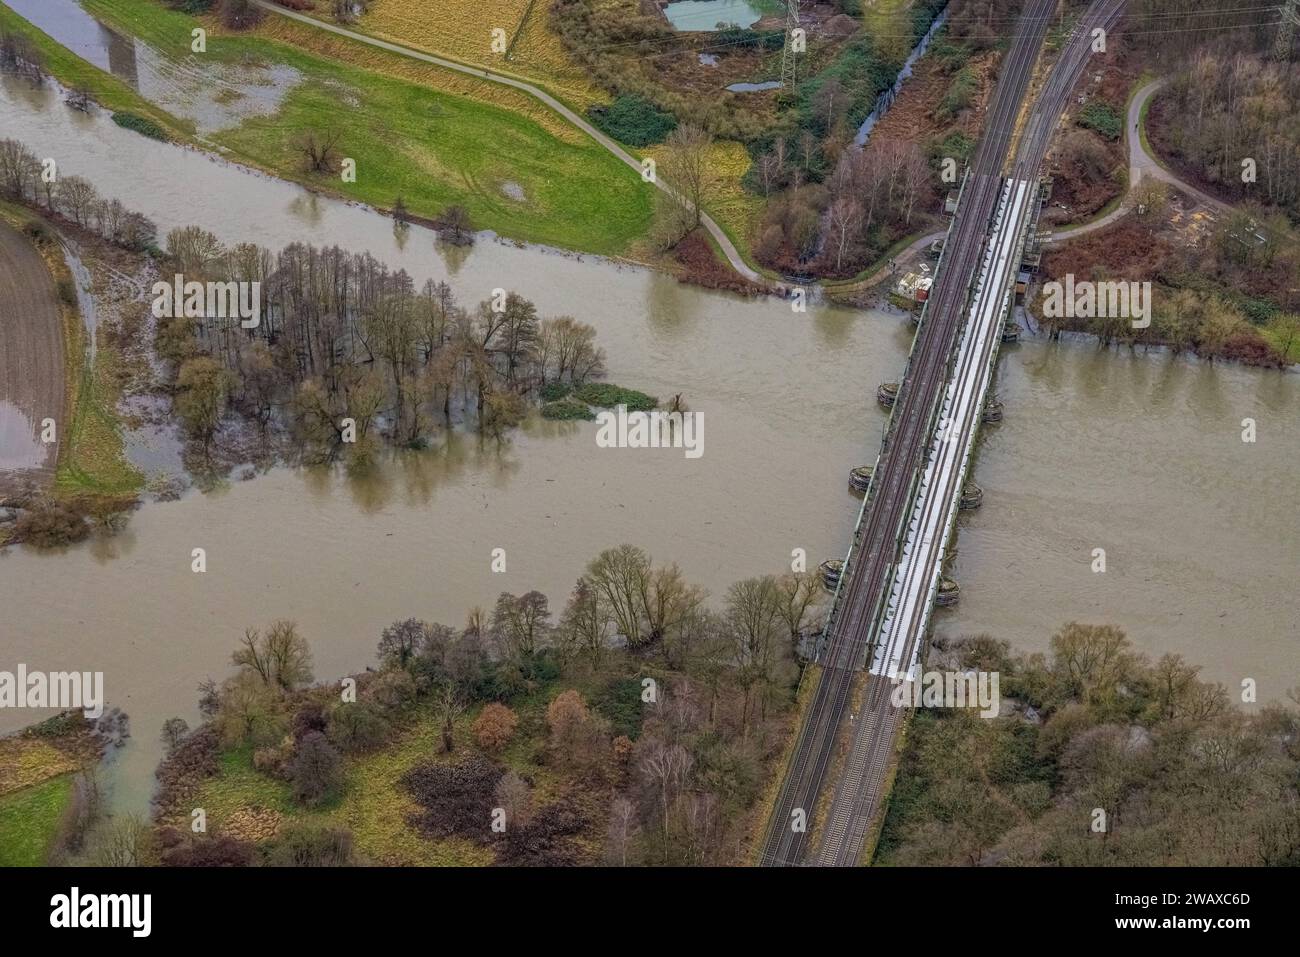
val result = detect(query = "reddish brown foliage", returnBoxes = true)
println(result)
[672,229,771,296]
[1040,218,1171,283]
[472,703,519,752]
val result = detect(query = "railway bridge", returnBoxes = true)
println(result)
[759,0,1129,868]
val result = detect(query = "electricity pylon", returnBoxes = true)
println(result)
[1276,0,1299,60]
[780,0,801,89]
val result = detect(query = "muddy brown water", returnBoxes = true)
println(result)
[0,77,1296,814]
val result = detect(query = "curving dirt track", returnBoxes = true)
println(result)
[0,219,63,495]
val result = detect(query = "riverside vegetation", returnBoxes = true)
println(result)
[138,546,826,866]
[877,623,1300,866]
[0,135,663,545]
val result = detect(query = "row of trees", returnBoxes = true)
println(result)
[754,137,933,276]
[1158,51,1300,219]
[0,139,158,251]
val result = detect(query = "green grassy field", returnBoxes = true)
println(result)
[53,0,653,255]
[0,774,73,866]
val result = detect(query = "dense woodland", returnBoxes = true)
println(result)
[1153,52,1300,223]
[138,547,826,866]
[152,225,610,470]
[879,624,1300,866]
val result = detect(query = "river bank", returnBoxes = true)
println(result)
[1,59,1296,823]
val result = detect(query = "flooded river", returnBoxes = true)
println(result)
[0,72,1296,812]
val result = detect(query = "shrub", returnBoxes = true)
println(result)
[288,731,343,806]
[13,500,90,548]
[938,66,978,121]
[472,703,519,752]
[111,112,168,141]
[22,219,52,245]
[326,699,390,754]
[369,668,417,712]
[160,717,190,752]
[932,130,974,164]
[587,95,677,147]
[540,381,571,402]
[1076,101,1122,141]
[266,823,356,866]
[160,833,254,867]
[571,383,657,411]
[547,689,611,769]
[541,398,595,421]
[593,678,645,740]
[290,701,329,741]
[252,738,293,778]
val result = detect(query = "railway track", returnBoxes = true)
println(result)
[760,0,1133,868]
[757,0,1058,868]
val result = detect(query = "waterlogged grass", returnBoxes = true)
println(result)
[56,324,145,497]
[0,774,73,866]
[0,5,192,138]
[67,0,653,254]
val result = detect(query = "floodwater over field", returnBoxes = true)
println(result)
[5,0,299,132]
[0,77,901,808]
[0,77,1297,812]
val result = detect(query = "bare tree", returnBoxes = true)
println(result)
[605,796,640,866]
[233,619,314,691]
[656,124,712,246]
[292,129,342,174]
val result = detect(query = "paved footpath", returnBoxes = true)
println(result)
[250,0,761,281]
[1046,78,1228,244]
